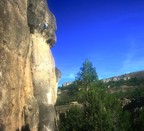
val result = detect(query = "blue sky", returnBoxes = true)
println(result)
[48,0,144,86]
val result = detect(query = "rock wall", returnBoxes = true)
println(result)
[0,0,59,131]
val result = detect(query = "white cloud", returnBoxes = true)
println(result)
[62,73,75,79]
[120,41,144,73]
[58,73,76,86]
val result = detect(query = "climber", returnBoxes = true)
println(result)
[43,23,48,30]
[39,22,48,33]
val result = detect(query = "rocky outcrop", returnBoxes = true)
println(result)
[102,70,144,83]
[0,0,59,131]
[55,68,62,83]
[62,82,73,87]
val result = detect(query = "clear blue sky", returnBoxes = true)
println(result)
[48,0,144,86]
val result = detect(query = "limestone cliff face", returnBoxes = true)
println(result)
[0,0,59,131]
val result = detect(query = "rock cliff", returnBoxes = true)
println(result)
[0,0,59,131]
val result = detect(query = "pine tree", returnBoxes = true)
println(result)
[75,59,98,88]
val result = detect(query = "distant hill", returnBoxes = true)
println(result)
[102,70,144,83]
[60,70,144,86]
[57,70,144,106]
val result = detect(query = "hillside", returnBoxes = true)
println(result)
[56,70,144,130]
[57,70,144,105]
[102,70,144,83]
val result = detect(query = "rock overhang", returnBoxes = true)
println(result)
[27,0,56,48]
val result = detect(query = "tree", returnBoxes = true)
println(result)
[59,88,132,131]
[79,88,127,131]
[59,107,83,131]
[75,59,98,88]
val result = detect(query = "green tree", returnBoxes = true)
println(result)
[79,88,131,131]
[75,59,98,88]
[59,107,83,131]
[59,88,131,131]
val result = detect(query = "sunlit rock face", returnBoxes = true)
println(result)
[0,0,58,131]
[31,34,57,131]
